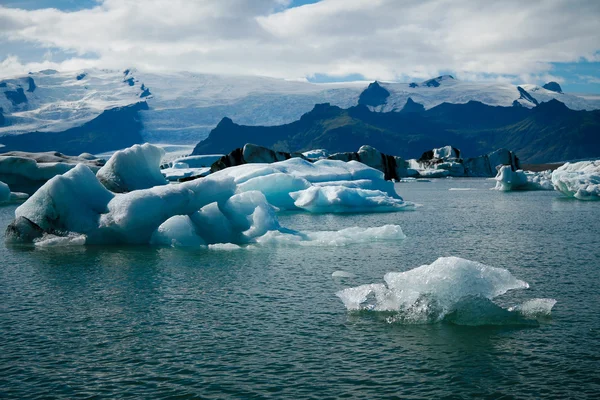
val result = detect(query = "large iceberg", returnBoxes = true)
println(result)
[210,157,411,212]
[493,166,553,191]
[336,256,555,326]
[6,144,413,245]
[551,160,600,200]
[8,164,234,244]
[96,143,167,192]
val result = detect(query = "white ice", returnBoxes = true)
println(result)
[290,186,411,213]
[336,256,555,325]
[494,166,553,191]
[0,180,29,204]
[302,149,330,160]
[96,143,167,192]
[551,160,600,200]
[9,144,413,246]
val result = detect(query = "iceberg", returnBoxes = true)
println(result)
[0,180,29,204]
[493,166,553,191]
[8,163,235,245]
[290,186,411,213]
[302,149,330,160]
[7,144,413,246]
[0,151,104,194]
[336,256,555,326]
[210,157,411,212]
[551,160,600,200]
[96,143,167,193]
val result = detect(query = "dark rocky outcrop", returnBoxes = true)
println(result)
[4,88,28,106]
[464,148,520,177]
[0,102,148,155]
[542,82,563,93]
[328,145,406,181]
[211,143,307,173]
[140,84,151,98]
[400,98,425,113]
[5,216,44,243]
[25,77,36,92]
[76,73,87,80]
[517,86,539,106]
[358,81,390,107]
[124,77,135,86]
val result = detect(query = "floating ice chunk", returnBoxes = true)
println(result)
[256,224,406,246]
[336,256,551,326]
[208,243,242,251]
[302,149,330,160]
[313,179,398,198]
[493,166,553,191]
[0,180,29,204]
[34,233,86,247]
[290,186,411,213]
[551,160,600,200]
[509,298,556,319]
[416,169,450,178]
[97,143,167,192]
[332,271,357,278]
[493,166,529,191]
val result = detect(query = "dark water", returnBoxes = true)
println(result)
[1,179,599,399]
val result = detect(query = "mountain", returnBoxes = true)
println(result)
[192,99,600,163]
[542,82,563,93]
[1,69,599,153]
[0,102,148,155]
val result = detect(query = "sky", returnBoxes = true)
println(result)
[0,0,599,93]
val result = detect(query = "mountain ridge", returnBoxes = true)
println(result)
[192,99,600,163]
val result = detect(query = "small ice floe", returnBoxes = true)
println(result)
[336,256,556,326]
[332,271,357,279]
[551,160,600,200]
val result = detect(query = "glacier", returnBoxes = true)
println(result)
[336,256,556,326]
[551,161,600,200]
[2,69,599,147]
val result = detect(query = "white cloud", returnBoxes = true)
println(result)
[0,0,598,81]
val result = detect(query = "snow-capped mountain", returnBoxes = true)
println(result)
[0,69,143,136]
[1,69,599,152]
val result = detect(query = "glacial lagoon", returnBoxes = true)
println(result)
[1,178,599,398]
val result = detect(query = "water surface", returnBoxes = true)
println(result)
[1,178,599,398]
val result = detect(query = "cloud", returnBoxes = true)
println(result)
[0,0,598,81]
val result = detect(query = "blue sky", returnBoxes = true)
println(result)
[0,0,599,93]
